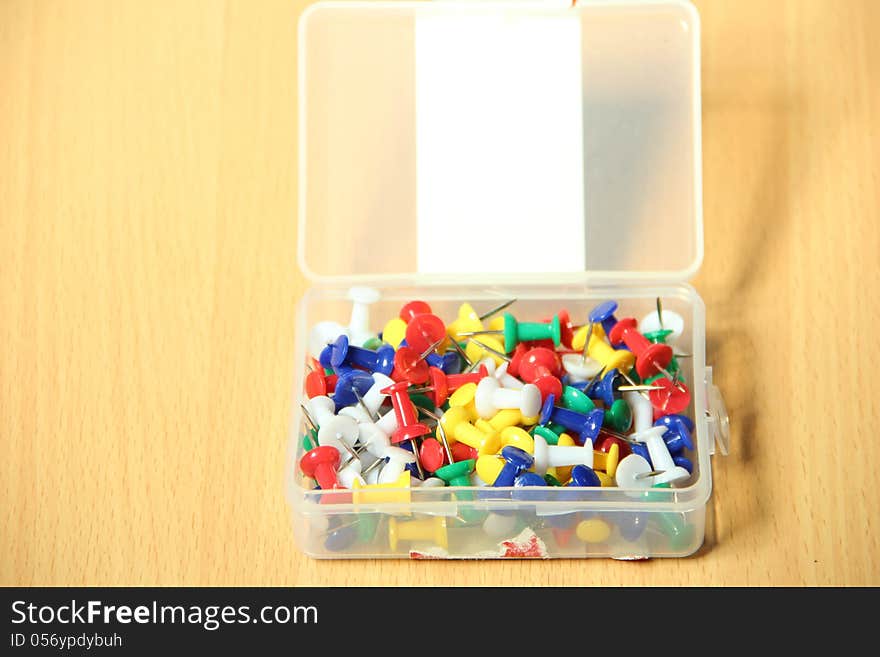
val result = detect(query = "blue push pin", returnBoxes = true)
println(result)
[673,455,693,474]
[589,301,621,343]
[513,471,548,502]
[630,440,652,466]
[568,464,601,488]
[332,371,375,411]
[319,342,355,377]
[539,394,605,444]
[329,334,395,376]
[586,370,623,407]
[654,414,694,455]
[615,512,648,542]
[493,446,534,487]
[324,519,358,552]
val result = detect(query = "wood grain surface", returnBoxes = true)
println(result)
[2,0,878,586]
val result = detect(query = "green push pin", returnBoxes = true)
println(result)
[435,459,484,523]
[356,513,380,543]
[544,473,563,486]
[362,336,385,351]
[302,428,318,451]
[645,482,695,552]
[531,425,560,446]
[560,385,595,415]
[459,313,562,354]
[603,398,633,433]
[643,329,682,378]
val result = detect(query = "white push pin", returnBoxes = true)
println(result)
[639,297,685,344]
[494,361,525,390]
[413,476,446,488]
[614,454,655,489]
[633,425,690,485]
[377,445,417,484]
[532,432,594,475]
[561,353,604,383]
[474,378,543,419]
[307,396,359,455]
[339,373,395,423]
[347,286,381,347]
[337,458,365,488]
[308,321,349,360]
[623,389,656,435]
[483,512,519,538]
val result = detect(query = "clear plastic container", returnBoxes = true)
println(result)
[287,0,729,558]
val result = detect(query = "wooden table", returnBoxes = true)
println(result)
[2,0,878,586]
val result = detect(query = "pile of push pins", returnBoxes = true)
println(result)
[299,289,696,552]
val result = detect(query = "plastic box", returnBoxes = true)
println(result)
[287,0,730,558]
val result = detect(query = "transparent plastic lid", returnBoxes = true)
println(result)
[298,0,703,283]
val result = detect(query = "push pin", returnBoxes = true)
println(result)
[654,414,694,454]
[561,353,603,383]
[532,430,595,475]
[560,385,596,414]
[639,298,685,344]
[493,361,525,390]
[492,446,534,486]
[649,377,692,420]
[499,426,535,454]
[390,337,443,384]
[305,369,338,399]
[592,441,620,477]
[346,286,381,347]
[307,396,360,455]
[487,408,538,433]
[299,445,342,491]
[446,303,484,344]
[380,381,431,445]
[614,454,655,489]
[568,464,601,487]
[405,312,448,355]
[440,406,501,455]
[573,324,635,375]
[459,312,561,353]
[516,347,563,401]
[377,445,419,484]
[608,318,674,380]
[474,377,543,419]
[328,334,395,376]
[332,370,378,411]
[352,470,412,505]
[388,516,448,551]
[338,373,394,423]
[406,365,489,407]
[538,395,604,446]
[632,426,690,485]
[588,301,622,343]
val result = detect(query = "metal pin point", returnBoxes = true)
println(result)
[581,320,594,364]
[635,469,666,480]
[352,387,376,422]
[418,337,445,361]
[447,338,474,367]
[619,384,664,392]
[467,338,511,362]
[478,298,516,321]
[457,330,504,337]
[419,407,455,466]
[656,297,664,331]
[652,362,688,392]
[300,403,319,431]
[620,370,652,402]
[361,456,386,477]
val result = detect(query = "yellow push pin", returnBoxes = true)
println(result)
[576,518,612,543]
[572,324,635,374]
[448,384,480,422]
[475,453,505,484]
[382,317,408,348]
[592,442,620,478]
[595,471,614,487]
[487,408,539,432]
[352,471,412,506]
[465,335,508,367]
[441,406,501,455]
[389,516,448,551]
[500,426,535,454]
[447,303,484,344]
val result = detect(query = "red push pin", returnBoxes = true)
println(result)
[405,313,448,355]
[305,369,338,398]
[649,377,691,420]
[517,347,563,402]
[608,318,674,380]
[596,433,632,459]
[381,381,431,444]
[299,445,342,491]
[409,365,489,406]
[399,300,433,323]
[536,309,575,350]
[390,337,444,384]
[419,438,448,473]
